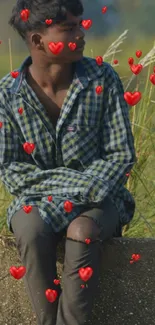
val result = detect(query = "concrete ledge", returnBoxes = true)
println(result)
[0,237,155,324]
[85,237,155,325]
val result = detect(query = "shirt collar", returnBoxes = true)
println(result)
[10,55,104,94]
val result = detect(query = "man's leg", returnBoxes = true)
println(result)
[11,207,63,325]
[56,197,120,325]
[56,216,102,325]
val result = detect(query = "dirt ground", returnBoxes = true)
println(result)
[2,235,155,325]
[0,235,65,325]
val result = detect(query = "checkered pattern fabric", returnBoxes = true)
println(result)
[0,56,137,233]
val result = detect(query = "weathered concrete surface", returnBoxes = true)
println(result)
[0,236,155,325]
[91,238,155,325]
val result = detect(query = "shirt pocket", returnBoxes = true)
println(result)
[61,124,100,169]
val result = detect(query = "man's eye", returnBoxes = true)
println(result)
[64,27,74,31]
[64,24,83,32]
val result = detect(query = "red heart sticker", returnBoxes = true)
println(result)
[96,56,103,66]
[82,19,92,30]
[23,142,35,154]
[68,42,77,51]
[124,91,142,106]
[128,57,134,65]
[102,6,107,14]
[10,71,19,78]
[130,64,143,75]
[48,196,53,202]
[23,205,32,214]
[45,289,58,303]
[85,238,91,244]
[64,200,74,213]
[81,284,85,288]
[53,279,60,285]
[113,59,118,65]
[18,107,23,114]
[132,253,141,261]
[130,253,141,264]
[0,122,3,128]
[9,266,26,279]
[96,86,103,95]
[20,9,30,22]
[45,19,53,25]
[136,50,142,58]
[79,267,93,282]
[150,74,155,85]
[48,42,64,55]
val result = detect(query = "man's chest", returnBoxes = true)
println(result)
[11,79,104,169]
[36,91,66,129]
[28,81,68,129]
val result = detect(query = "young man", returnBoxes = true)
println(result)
[0,0,137,324]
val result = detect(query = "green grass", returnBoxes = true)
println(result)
[0,33,155,238]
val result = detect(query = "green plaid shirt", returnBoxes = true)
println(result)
[0,56,137,233]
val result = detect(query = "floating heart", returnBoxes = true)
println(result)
[0,122,3,128]
[48,42,64,55]
[153,66,155,73]
[79,267,93,282]
[23,205,32,214]
[130,64,143,75]
[81,284,88,288]
[136,50,142,58]
[102,6,107,14]
[53,279,60,285]
[124,91,142,106]
[132,253,141,261]
[45,289,58,303]
[96,56,103,66]
[48,196,53,202]
[130,253,141,264]
[45,19,53,25]
[81,19,92,29]
[68,42,77,51]
[150,74,155,85]
[10,71,19,78]
[96,86,103,95]
[128,57,134,65]
[10,266,26,279]
[85,238,91,244]
[20,9,30,21]
[18,107,23,114]
[0,41,2,44]
[64,200,74,213]
[81,284,85,288]
[113,59,118,64]
[23,142,35,154]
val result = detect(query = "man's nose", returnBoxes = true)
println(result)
[76,28,85,40]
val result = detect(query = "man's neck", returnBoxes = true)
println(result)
[28,59,76,93]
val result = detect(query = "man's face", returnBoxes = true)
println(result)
[30,12,85,63]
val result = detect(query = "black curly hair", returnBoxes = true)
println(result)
[8,0,84,42]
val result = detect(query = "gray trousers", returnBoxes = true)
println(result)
[11,197,122,325]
